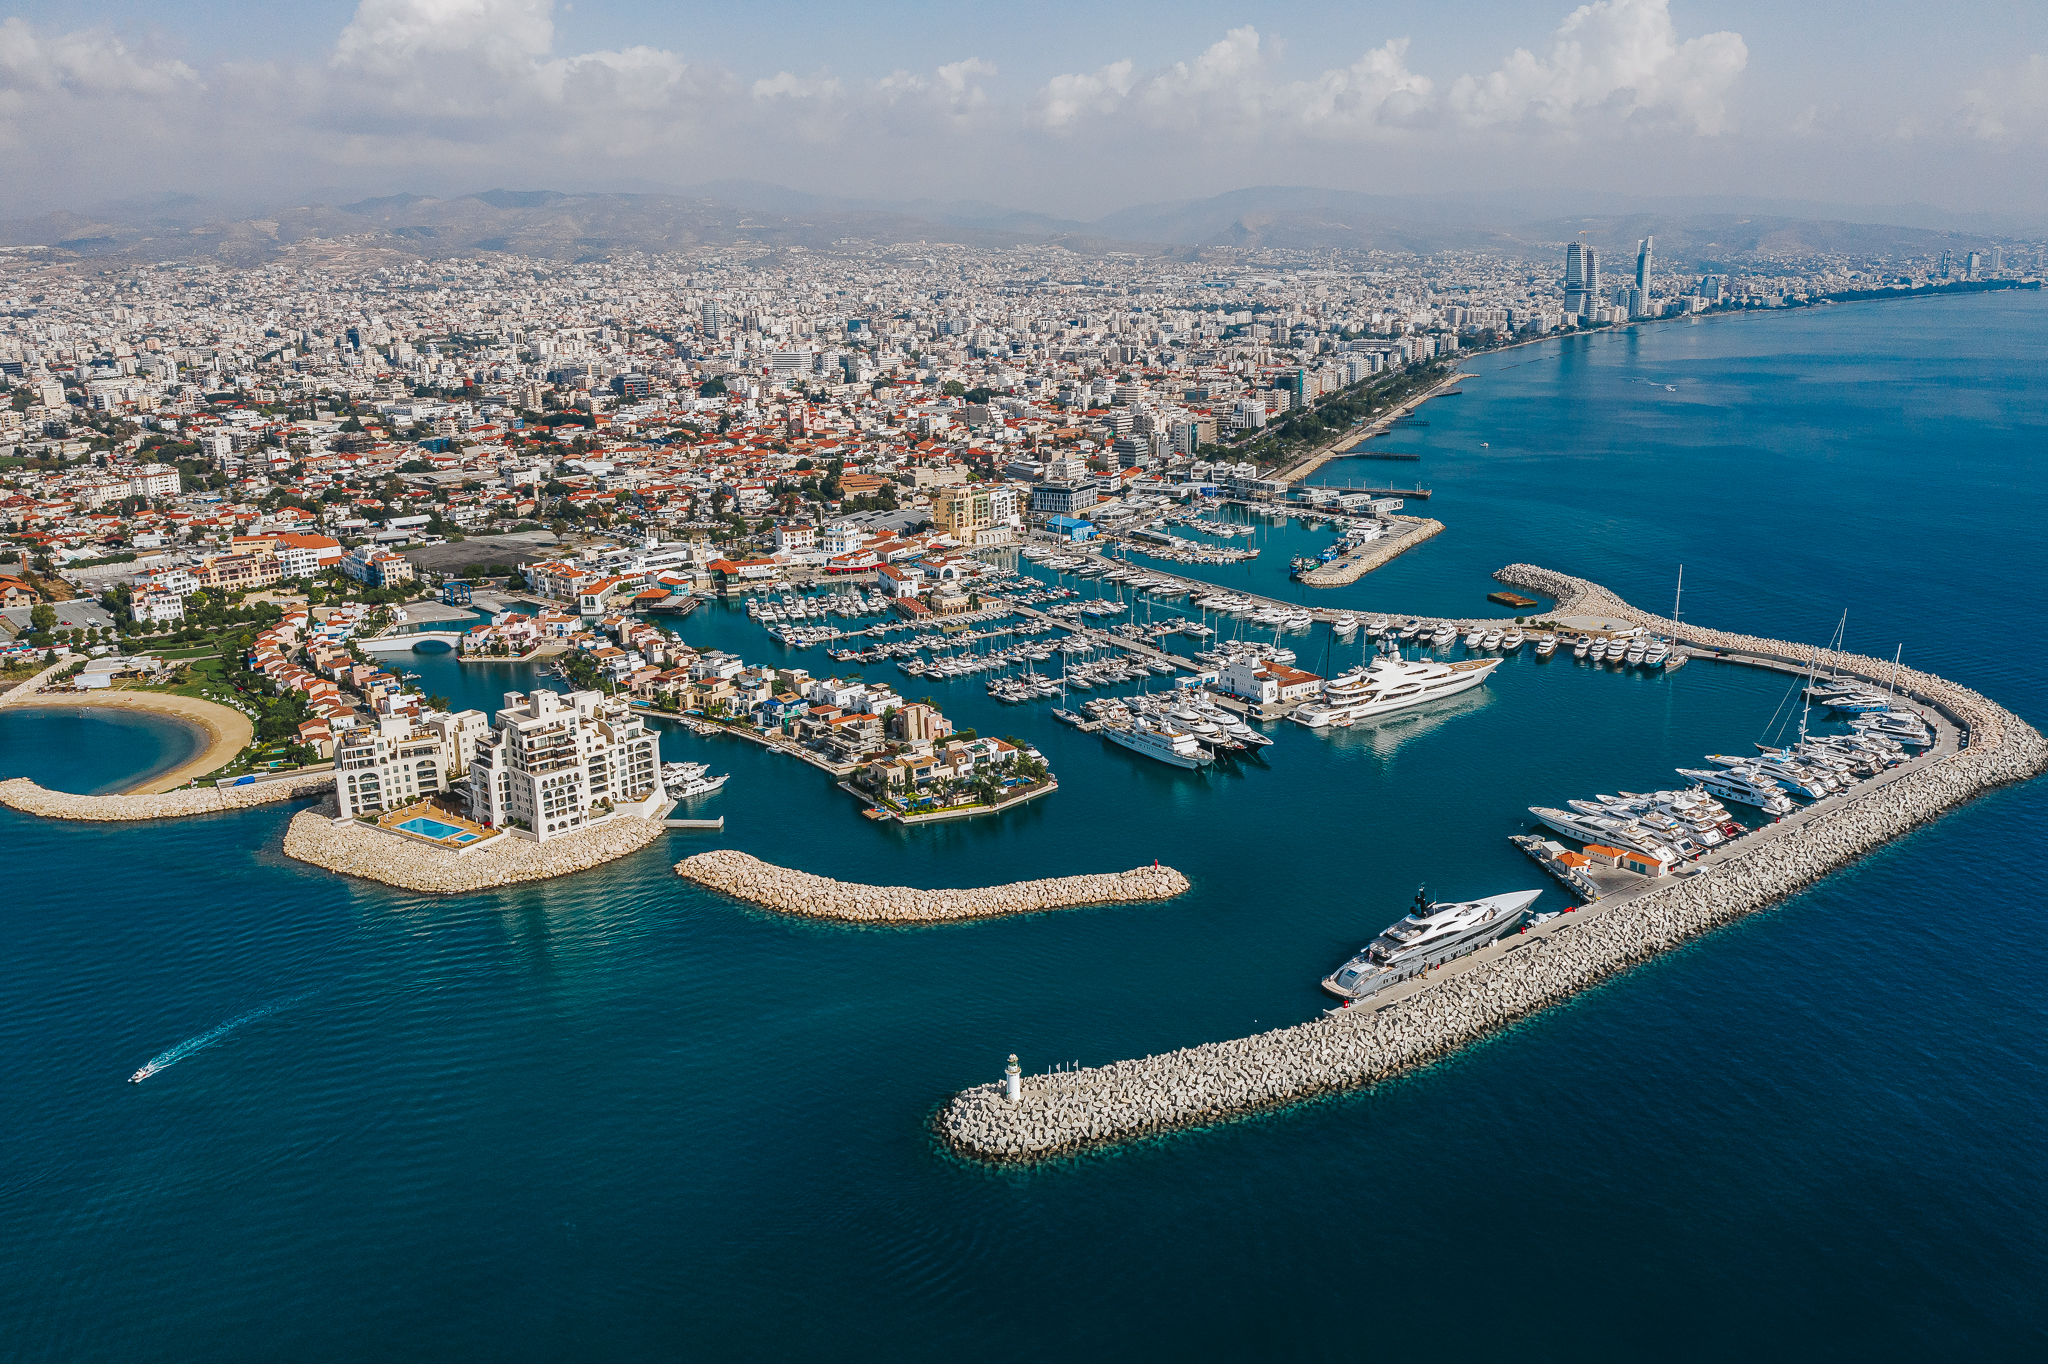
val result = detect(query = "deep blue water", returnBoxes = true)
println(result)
[3,292,2045,1361]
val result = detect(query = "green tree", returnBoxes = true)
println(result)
[29,601,56,634]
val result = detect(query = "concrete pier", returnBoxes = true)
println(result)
[933,565,2046,1162]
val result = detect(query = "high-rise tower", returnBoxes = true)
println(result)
[1631,236,1654,317]
[1565,240,1601,317]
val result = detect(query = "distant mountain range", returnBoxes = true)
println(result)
[0,183,2029,268]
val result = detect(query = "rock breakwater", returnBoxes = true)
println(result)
[0,774,333,822]
[1298,516,1444,588]
[936,566,2045,1162]
[676,849,1190,923]
[283,799,667,893]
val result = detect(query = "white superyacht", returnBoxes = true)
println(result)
[1322,886,1544,1000]
[1291,654,1502,729]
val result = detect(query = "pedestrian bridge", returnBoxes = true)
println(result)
[359,631,467,654]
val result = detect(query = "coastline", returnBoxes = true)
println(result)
[6,689,252,793]
[933,564,2048,1162]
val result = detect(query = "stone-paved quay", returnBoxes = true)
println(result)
[0,773,333,821]
[676,848,1190,924]
[284,797,668,893]
[935,565,2047,1162]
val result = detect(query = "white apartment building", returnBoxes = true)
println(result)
[466,689,664,841]
[334,709,489,820]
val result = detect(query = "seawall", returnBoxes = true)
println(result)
[1296,515,1444,587]
[0,773,333,822]
[934,566,2046,1162]
[675,849,1190,924]
[283,798,668,893]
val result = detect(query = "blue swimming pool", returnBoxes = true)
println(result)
[396,816,467,840]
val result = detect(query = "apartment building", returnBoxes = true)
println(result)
[466,689,664,841]
[339,546,416,588]
[334,708,489,820]
[931,484,1020,546]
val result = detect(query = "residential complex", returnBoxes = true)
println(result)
[467,689,664,840]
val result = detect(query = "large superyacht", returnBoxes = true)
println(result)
[1322,886,1544,1000]
[1291,654,1502,729]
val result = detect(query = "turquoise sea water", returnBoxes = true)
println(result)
[3,293,2045,1361]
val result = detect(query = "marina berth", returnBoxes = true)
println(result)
[934,565,2047,1162]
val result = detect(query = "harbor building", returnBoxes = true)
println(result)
[334,709,490,820]
[466,689,664,840]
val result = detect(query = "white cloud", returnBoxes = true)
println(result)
[1036,60,1135,130]
[1959,54,2048,141]
[1448,0,1746,133]
[1037,0,1742,141]
[0,17,201,98]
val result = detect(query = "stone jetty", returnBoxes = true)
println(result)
[0,773,333,822]
[935,566,2046,1162]
[676,848,1190,923]
[1296,515,1444,587]
[283,798,667,893]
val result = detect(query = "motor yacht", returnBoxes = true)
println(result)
[1290,654,1502,729]
[1463,627,1486,650]
[1676,766,1798,814]
[1534,633,1558,657]
[1527,806,1682,863]
[1501,627,1524,650]
[1480,629,1503,650]
[1100,717,1210,769]
[1573,635,1592,659]
[1322,886,1543,1000]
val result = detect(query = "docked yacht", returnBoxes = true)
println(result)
[1322,886,1544,1000]
[1463,627,1486,650]
[1290,654,1502,729]
[1501,627,1525,651]
[1527,806,1683,863]
[1534,632,1558,657]
[1101,717,1210,769]
[1572,635,1592,659]
[662,762,730,799]
[1676,766,1797,815]
[1480,628,1503,650]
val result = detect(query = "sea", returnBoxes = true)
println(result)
[2,291,2043,1362]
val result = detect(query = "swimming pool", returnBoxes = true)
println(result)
[396,816,477,843]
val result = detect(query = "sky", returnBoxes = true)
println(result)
[1,0,2044,224]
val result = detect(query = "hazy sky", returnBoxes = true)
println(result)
[2,0,2044,221]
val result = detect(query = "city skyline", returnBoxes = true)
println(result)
[3,1,2046,223]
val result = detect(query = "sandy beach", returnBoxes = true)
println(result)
[12,689,253,792]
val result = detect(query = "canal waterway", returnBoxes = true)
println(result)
[2,290,2044,1361]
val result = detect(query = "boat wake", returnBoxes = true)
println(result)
[128,991,312,1084]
